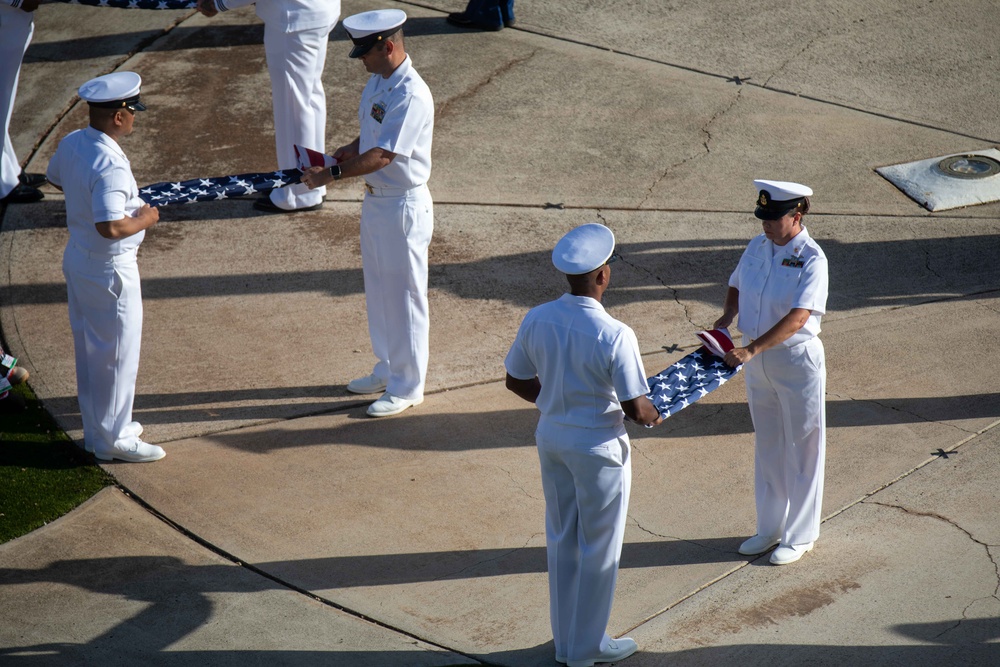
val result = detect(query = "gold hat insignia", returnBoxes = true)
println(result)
[758,192,768,206]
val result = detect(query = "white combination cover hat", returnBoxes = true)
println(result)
[552,223,615,275]
[343,9,407,58]
[78,72,145,111]
[753,179,812,220]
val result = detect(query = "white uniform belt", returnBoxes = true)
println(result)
[71,241,137,260]
[363,182,418,197]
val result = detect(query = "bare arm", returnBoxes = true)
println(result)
[621,395,663,427]
[95,204,158,240]
[713,286,739,329]
[505,373,541,404]
[301,145,396,190]
[723,307,812,367]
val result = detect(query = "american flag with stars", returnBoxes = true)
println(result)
[644,329,742,421]
[59,0,198,9]
[138,169,303,207]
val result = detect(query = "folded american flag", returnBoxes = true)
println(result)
[138,169,302,206]
[58,0,198,8]
[294,144,337,170]
[645,329,742,421]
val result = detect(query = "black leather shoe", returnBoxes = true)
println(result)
[252,196,323,214]
[0,184,44,204]
[19,171,47,188]
[446,12,503,31]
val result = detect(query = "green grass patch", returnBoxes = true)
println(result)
[0,383,113,544]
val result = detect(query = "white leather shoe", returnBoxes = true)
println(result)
[770,542,814,565]
[347,374,387,394]
[95,438,166,463]
[366,393,423,417]
[738,534,780,555]
[567,637,638,667]
[84,423,142,454]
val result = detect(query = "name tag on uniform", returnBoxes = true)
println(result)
[370,101,386,124]
[781,256,804,268]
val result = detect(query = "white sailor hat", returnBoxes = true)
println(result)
[343,9,406,58]
[552,223,616,275]
[753,179,812,220]
[79,72,146,112]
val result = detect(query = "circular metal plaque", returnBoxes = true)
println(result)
[937,154,1000,179]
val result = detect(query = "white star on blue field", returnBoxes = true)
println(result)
[138,169,302,206]
[645,348,741,420]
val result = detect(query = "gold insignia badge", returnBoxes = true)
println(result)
[758,192,768,206]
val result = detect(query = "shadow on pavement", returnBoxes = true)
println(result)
[25,16,472,64]
[1,554,995,666]
[4,232,999,311]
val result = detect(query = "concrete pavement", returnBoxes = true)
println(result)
[2,1,999,664]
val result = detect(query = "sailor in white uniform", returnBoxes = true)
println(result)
[1,0,45,204]
[196,0,340,212]
[715,180,829,565]
[505,224,662,667]
[47,72,165,463]
[302,9,433,418]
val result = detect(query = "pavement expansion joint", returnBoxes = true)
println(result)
[116,484,472,661]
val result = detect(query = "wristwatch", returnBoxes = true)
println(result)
[328,164,342,180]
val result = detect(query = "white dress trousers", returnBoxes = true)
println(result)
[263,19,335,209]
[360,184,432,400]
[536,420,631,664]
[62,245,143,454]
[216,0,340,209]
[0,5,33,199]
[744,336,826,545]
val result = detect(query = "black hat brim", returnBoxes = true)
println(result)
[754,200,801,220]
[349,42,374,58]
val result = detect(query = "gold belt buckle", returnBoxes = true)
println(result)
[364,183,375,195]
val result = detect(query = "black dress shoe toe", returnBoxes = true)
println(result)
[19,171,47,188]
[1,184,44,204]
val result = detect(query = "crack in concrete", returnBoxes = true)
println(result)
[630,441,656,469]
[761,31,825,89]
[865,500,1000,623]
[629,516,677,540]
[497,464,541,501]
[436,50,539,120]
[615,253,698,328]
[921,246,946,282]
[636,88,744,211]
[977,299,1000,315]
[628,517,738,555]
[430,531,541,584]
[700,88,744,155]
